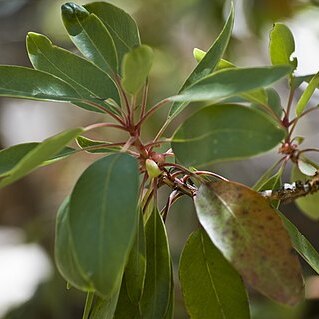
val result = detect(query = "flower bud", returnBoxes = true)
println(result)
[145,159,162,178]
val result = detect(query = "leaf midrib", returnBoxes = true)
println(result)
[30,38,104,100]
[173,127,274,143]
[200,232,227,319]
[75,13,116,73]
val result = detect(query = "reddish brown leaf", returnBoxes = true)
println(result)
[194,180,304,305]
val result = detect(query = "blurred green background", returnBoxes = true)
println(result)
[0,0,319,318]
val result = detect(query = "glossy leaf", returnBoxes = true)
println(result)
[90,291,121,319]
[125,210,146,304]
[121,45,154,95]
[279,211,319,275]
[291,165,319,220]
[0,66,80,102]
[295,72,319,116]
[170,66,291,103]
[27,32,120,112]
[61,2,118,73]
[169,4,234,118]
[0,128,83,188]
[140,208,172,318]
[76,136,120,154]
[194,180,304,305]
[193,51,268,107]
[172,104,286,167]
[84,1,140,65]
[269,23,297,69]
[69,153,139,297]
[55,198,91,291]
[179,229,250,319]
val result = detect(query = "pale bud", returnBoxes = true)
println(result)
[145,159,162,178]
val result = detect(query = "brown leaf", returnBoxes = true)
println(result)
[194,180,304,305]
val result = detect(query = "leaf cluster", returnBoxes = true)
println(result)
[0,2,319,318]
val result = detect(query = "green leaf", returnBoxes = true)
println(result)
[278,211,319,275]
[163,266,174,319]
[241,89,268,107]
[291,164,319,219]
[0,128,83,188]
[84,1,140,65]
[295,72,319,116]
[76,136,121,154]
[292,74,316,90]
[0,143,37,176]
[0,66,80,102]
[121,45,154,95]
[194,180,304,305]
[44,146,76,164]
[114,210,169,318]
[269,23,297,69]
[27,32,120,113]
[170,66,291,103]
[69,153,139,297]
[55,197,91,291]
[266,88,282,118]
[140,208,172,318]
[193,48,206,62]
[90,291,121,319]
[125,210,146,304]
[193,52,269,107]
[61,3,118,74]
[169,4,234,118]
[0,143,75,178]
[179,229,250,319]
[172,104,286,167]
[113,275,140,319]
[255,168,283,208]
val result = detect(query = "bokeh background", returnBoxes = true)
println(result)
[0,0,319,318]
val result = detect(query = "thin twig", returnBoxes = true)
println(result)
[298,148,319,155]
[114,75,132,121]
[136,98,170,128]
[153,118,171,143]
[83,100,126,126]
[261,175,319,203]
[140,81,149,119]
